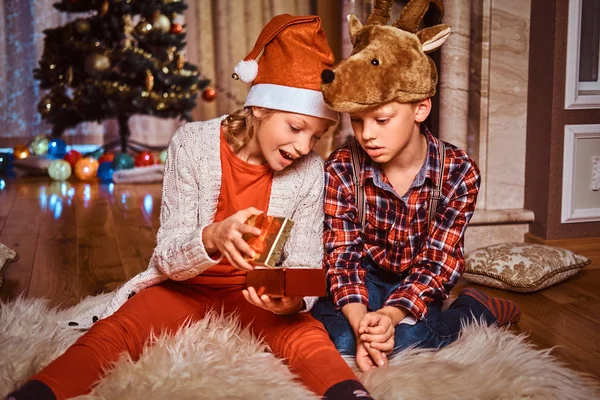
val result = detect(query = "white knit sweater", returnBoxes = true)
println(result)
[64,117,325,329]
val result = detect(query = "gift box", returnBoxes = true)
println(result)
[243,214,294,268]
[246,267,326,297]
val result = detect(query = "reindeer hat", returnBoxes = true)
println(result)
[321,0,450,112]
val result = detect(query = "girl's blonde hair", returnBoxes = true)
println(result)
[221,107,275,153]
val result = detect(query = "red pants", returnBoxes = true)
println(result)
[33,281,358,399]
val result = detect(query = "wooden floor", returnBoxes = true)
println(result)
[1,177,599,382]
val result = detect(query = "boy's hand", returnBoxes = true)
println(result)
[202,207,263,271]
[243,286,303,315]
[358,311,395,353]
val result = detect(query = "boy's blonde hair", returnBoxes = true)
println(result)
[221,107,275,153]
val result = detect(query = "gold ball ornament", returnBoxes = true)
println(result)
[38,95,54,117]
[48,159,72,181]
[13,145,30,160]
[202,87,217,102]
[31,134,49,155]
[84,54,110,75]
[135,20,153,35]
[74,19,91,34]
[153,14,171,33]
[74,157,99,181]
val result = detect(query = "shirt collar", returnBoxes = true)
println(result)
[362,127,441,193]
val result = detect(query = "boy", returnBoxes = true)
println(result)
[312,0,521,372]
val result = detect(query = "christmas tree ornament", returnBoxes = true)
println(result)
[123,14,134,47]
[167,46,176,62]
[38,95,54,117]
[170,23,183,34]
[98,152,115,164]
[202,87,217,102]
[48,159,72,181]
[153,13,171,33]
[74,19,90,34]
[100,0,109,16]
[65,66,74,86]
[145,70,154,91]
[0,152,10,175]
[134,151,155,167]
[176,53,185,69]
[74,157,100,180]
[13,145,30,160]
[31,134,49,155]
[63,149,82,169]
[135,20,153,35]
[112,152,134,170]
[84,54,111,75]
[47,138,68,159]
[97,161,114,182]
[159,149,168,165]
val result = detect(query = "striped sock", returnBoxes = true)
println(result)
[459,288,522,326]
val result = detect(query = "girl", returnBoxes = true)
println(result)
[7,15,374,400]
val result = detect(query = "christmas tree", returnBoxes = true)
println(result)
[33,0,210,153]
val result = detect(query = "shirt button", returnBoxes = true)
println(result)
[394,241,404,248]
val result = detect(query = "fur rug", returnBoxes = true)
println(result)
[1,295,598,400]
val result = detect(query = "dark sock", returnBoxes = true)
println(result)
[459,287,522,326]
[5,380,56,400]
[324,379,373,400]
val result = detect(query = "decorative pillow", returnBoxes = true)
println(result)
[464,243,590,293]
[0,242,18,288]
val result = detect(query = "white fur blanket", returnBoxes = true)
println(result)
[1,294,598,400]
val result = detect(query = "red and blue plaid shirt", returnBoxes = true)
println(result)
[323,130,480,320]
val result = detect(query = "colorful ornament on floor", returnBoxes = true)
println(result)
[63,150,82,169]
[97,161,114,182]
[202,87,217,102]
[48,159,72,181]
[31,134,49,155]
[13,145,30,160]
[98,152,115,164]
[0,152,10,175]
[134,151,155,167]
[112,152,134,170]
[48,138,68,159]
[159,149,168,165]
[74,157,99,181]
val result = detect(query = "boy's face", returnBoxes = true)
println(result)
[251,109,331,171]
[349,99,430,166]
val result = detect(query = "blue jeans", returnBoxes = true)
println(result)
[311,258,496,357]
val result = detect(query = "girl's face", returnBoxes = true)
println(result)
[248,109,332,171]
[348,99,430,167]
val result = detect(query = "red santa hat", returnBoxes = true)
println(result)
[233,14,338,122]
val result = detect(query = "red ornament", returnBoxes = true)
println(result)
[134,151,155,167]
[98,152,115,164]
[170,23,183,34]
[63,150,82,169]
[202,87,217,102]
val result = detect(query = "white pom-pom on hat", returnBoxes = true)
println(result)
[234,59,259,83]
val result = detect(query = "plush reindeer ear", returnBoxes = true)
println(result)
[418,24,451,53]
[347,14,363,45]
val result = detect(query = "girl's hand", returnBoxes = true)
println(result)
[243,286,304,315]
[202,207,263,271]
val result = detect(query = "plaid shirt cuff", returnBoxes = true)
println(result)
[333,286,369,310]
[385,284,430,320]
